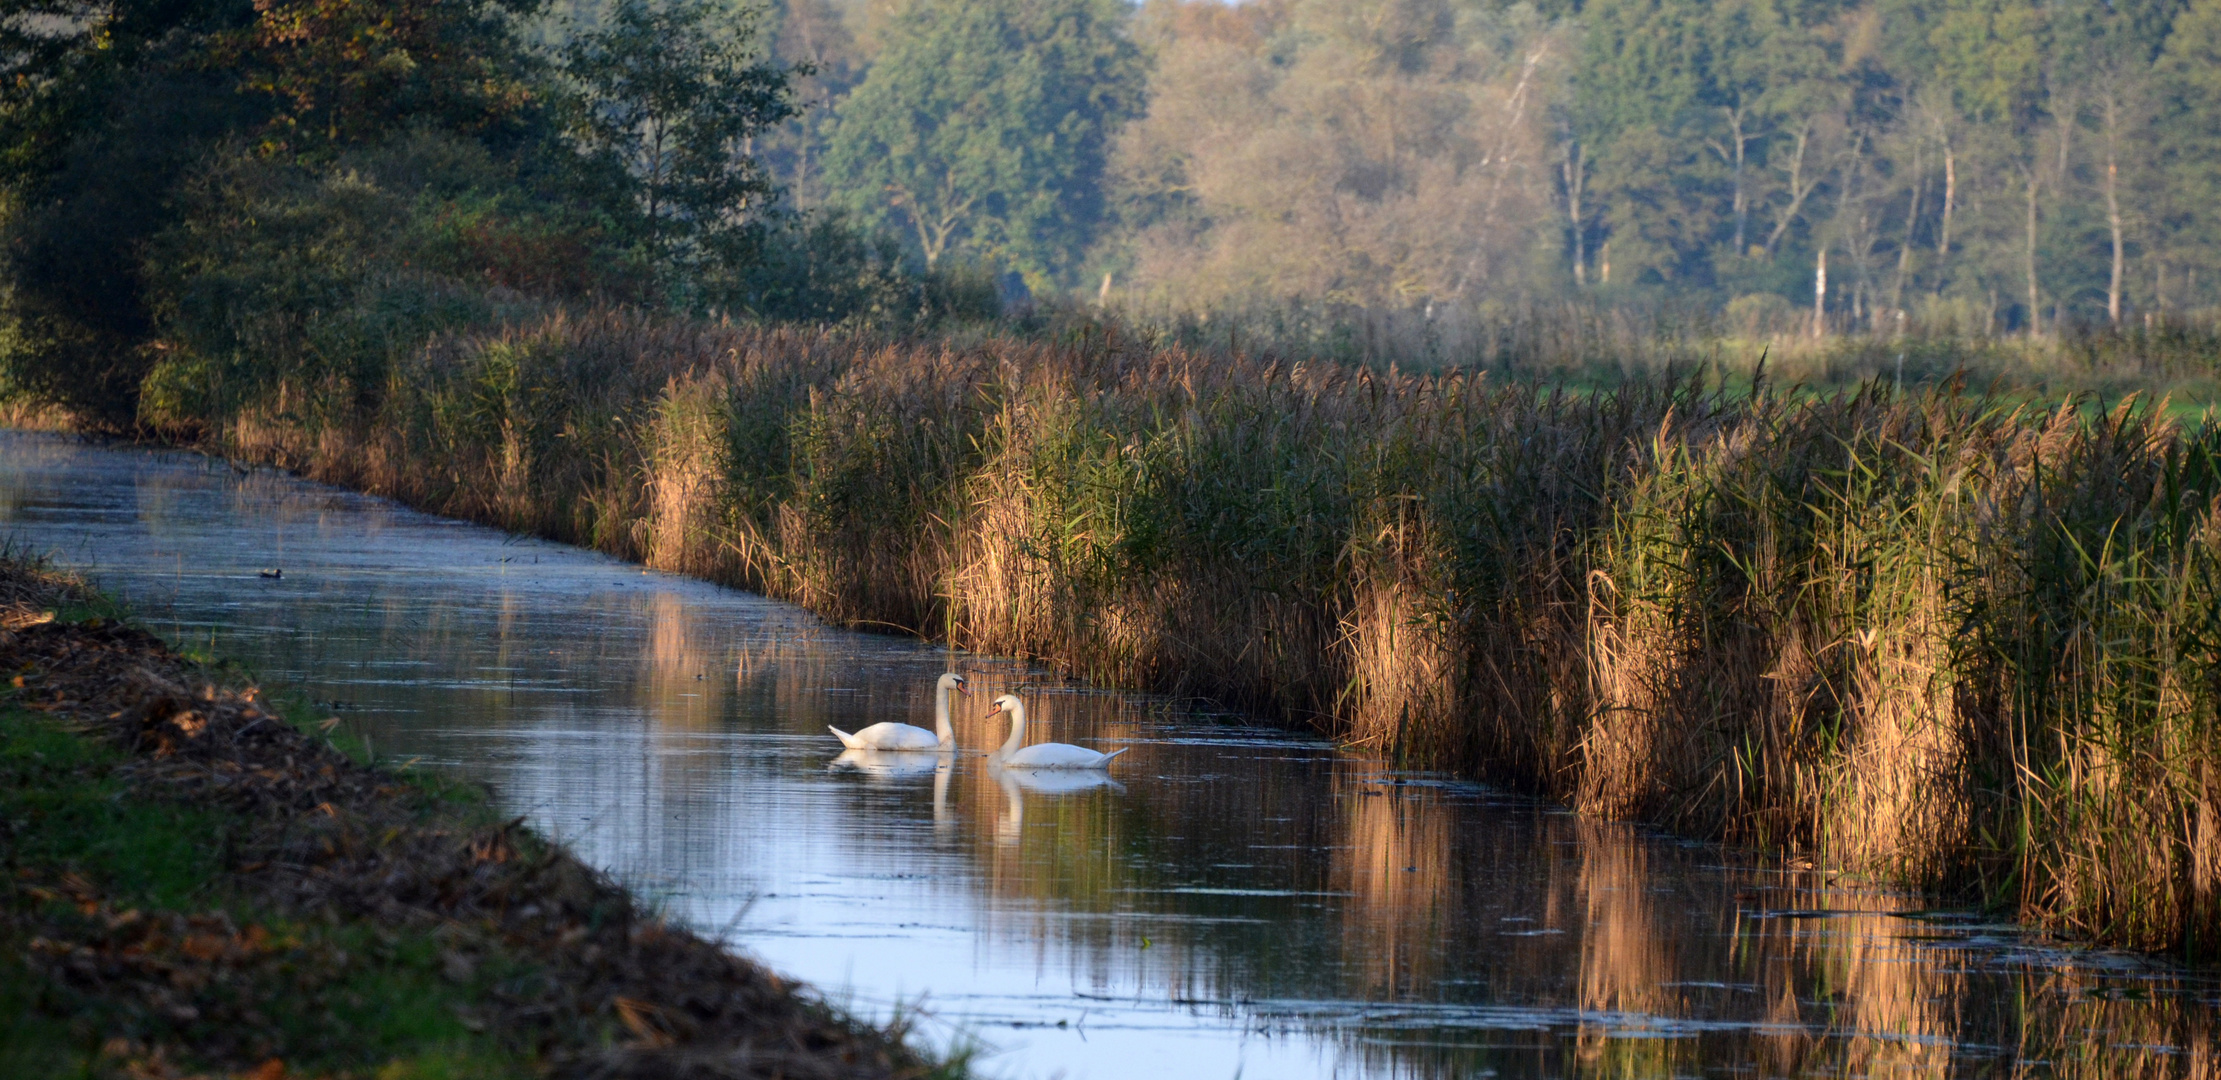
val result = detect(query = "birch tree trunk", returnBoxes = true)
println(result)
[1562,138,1588,286]
[2022,164,2041,337]
[1812,246,1827,338]
[1890,139,1925,314]
[1936,124,1956,290]
[2101,91,2127,325]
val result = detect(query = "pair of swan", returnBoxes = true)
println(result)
[828,673,1126,770]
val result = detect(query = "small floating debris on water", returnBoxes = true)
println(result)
[257,568,282,579]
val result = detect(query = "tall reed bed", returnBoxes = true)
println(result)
[198,309,2221,955]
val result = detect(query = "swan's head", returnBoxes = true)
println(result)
[984,693,1022,717]
[937,672,971,694]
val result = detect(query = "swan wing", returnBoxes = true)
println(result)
[850,722,941,751]
[1005,742,1119,769]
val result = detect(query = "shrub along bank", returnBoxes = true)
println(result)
[145,309,2221,959]
[0,556,957,1079]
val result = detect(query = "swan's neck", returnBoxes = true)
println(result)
[934,682,955,746]
[996,701,1026,758]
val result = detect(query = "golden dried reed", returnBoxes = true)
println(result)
[198,308,2221,955]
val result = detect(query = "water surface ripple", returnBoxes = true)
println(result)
[3,430,2216,1079]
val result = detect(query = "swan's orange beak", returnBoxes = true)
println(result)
[982,702,1004,718]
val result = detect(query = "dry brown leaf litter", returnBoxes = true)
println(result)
[1,561,942,1080]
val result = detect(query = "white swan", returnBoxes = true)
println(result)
[985,693,1128,769]
[828,672,967,751]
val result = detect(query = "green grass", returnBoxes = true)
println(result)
[1113,294,2221,406]
[0,704,535,1078]
[0,709,230,905]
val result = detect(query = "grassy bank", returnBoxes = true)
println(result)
[143,308,2221,959]
[0,557,957,1078]
[1126,296,2221,404]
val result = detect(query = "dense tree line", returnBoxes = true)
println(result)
[12,0,2221,432]
[0,0,979,426]
[762,0,2221,330]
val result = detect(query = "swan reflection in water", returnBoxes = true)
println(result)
[990,762,1125,845]
[829,746,950,781]
[832,748,965,834]
[833,749,1126,843]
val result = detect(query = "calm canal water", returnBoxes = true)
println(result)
[2,429,2217,1079]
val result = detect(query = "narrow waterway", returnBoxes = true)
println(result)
[2,429,2215,1080]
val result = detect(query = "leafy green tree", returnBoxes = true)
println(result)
[561,0,799,277]
[0,0,564,424]
[1699,0,1832,259]
[1570,0,1728,287]
[234,0,547,155]
[754,0,871,210]
[1929,0,2046,127]
[0,0,251,423]
[821,0,1144,290]
[1101,0,1565,309]
[1929,0,2051,329]
[0,0,619,424]
[2155,0,2221,292]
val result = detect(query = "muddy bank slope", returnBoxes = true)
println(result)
[0,556,958,1079]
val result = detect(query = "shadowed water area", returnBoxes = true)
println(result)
[3,429,2217,1080]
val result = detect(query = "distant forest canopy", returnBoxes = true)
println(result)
[749,0,2221,332]
[6,0,2220,436]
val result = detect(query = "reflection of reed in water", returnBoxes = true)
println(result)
[724,623,930,740]
[728,623,833,687]
[1332,775,1458,998]
[1281,782,2221,1080]
[1571,817,1672,1017]
[455,605,2221,1080]
[0,433,86,523]
[642,591,722,732]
